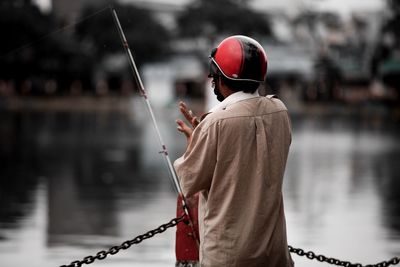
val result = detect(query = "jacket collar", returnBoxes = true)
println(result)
[208,90,259,113]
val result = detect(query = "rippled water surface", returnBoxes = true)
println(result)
[0,98,399,267]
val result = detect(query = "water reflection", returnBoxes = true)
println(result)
[0,111,41,230]
[374,148,400,238]
[285,115,400,266]
[0,100,399,267]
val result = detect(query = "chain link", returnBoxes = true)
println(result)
[60,215,186,267]
[289,245,400,267]
[60,216,399,267]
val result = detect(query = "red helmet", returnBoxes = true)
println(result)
[210,35,267,82]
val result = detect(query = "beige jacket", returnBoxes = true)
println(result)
[174,94,293,267]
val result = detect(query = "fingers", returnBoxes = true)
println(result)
[191,116,199,128]
[179,101,192,122]
[176,119,193,138]
[179,101,200,128]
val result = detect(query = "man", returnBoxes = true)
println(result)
[174,35,294,267]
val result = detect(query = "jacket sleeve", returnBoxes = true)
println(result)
[173,121,218,197]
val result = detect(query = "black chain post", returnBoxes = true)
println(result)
[289,245,400,267]
[60,215,186,267]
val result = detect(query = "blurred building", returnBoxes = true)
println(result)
[52,0,110,26]
[120,0,186,32]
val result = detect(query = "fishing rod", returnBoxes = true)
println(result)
[111,6,181,194]
[110,6,199,245]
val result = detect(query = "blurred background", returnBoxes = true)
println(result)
[0,0,399,266]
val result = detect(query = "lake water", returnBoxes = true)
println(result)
[0,97,399,267]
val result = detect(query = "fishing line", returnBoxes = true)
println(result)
[0,5,110,59]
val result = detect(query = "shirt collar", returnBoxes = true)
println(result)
[209,90,259,113]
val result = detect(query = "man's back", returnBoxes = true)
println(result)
[175,96,293,267]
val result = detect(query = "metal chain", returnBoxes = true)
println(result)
[60,215,186,267]
[60,216,400,267]
[289,245,400,267]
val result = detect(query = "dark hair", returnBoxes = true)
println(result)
[221,76,260,93]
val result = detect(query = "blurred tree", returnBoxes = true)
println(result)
[75,3,171,65]
[382,0,400,49]
[0,0,95,94]
[292,11,320,44]
[0,0,53,81]
[370,1,399,73]
[177,0,272,38]
[369,0,400,108]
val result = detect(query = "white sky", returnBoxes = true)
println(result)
[33,0,386,17]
